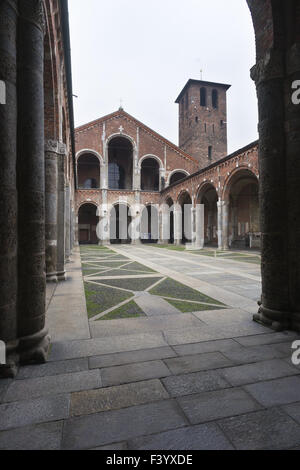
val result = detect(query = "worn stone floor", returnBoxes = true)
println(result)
[1,245,300,450]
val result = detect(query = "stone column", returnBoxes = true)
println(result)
[251,46,300,331]
[130,206,142,245]
[17,0,50,365]
[65,183,71,262]
[57,147,66,281]
[45,140,58,282]
[0,0,19,377]
[217,200,229,250]
[195,204,205,249]
[174,205,182,245]
[159,206,170,244]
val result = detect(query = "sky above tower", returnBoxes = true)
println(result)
[69,0,258,154]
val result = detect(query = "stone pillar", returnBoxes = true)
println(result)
[130,206,142,245]
[251,46,300,331]
[159,206,170,244]
[217,200,229,250]
[17,0,50,365]
[195,204,205,249]
[45,141,58,282]
[174,205,182,245]
[57,147,66,281]
[65,183,71,262]
[97,204,110,246]
[0,0,19,377]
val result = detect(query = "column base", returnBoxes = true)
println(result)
[158,240,169,245]
[253,305,291,332]
[0,341,19,379]
[57,271,66,282]
[46,273,58,283]
[132,239,142,245]
[18,327,51,366]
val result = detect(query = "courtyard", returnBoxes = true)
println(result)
[0,246,300,450]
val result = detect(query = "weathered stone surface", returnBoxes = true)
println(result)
[222,344,287,364]
[283,402,300,425]
[220,359,299,387]
[62,400,187,450]
[4,370,101,402]
[17,358,89,380]
[93,442,128,450]
[173,339,241,357]
[218,408,300,450]
[101,360,171,387]
[89,346,176,369]
[70,379,169,416]
[0,395,70,431]
[245,376,300,407]
[0,421,63,450]
[177,388,260,424]
[164,352,232,375]
[128,423,234,450]
[162,370,230,397]
[235,332,299,347]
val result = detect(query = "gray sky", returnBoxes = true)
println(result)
[69,0,258,154]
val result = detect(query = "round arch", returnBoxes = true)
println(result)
[76,149,104,166]
[222,166,259,202]
[109,202,132,244]
[107,136,134,190]
[78,203,99,245]
[106,133,137,151]
[139,154,164,169]
[197,182,219,247]
[168,170,190,186]
[77,152,102,189]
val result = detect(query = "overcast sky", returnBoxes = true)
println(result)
[69,0,258,154]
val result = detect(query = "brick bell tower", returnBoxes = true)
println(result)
[175,79,231,168]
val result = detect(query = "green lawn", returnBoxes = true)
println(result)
[99,300,146,321]
[165,298,226,313]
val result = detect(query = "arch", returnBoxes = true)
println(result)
[164,197,175,243]
[139,154,164,169]
[197,182,218,247]
[108,136,134,190]
[200,87,207,107]
[76,149,104,166]
[77,152,101,189]
[78,203,99,245]
[223,167,260,249]
[212,89,219,109]
[110,203,132,244]
[222,166,258,202]
[177,190,193,245]
[106,132,137,150]
[168,170,190,186]
[141,205,159,244]
[141,157,160,192]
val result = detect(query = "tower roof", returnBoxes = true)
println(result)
[175,79,231,103]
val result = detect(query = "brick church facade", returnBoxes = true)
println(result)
[75,80,260,250]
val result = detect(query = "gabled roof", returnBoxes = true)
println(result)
[75,109,199,164]
[175,79,231,104]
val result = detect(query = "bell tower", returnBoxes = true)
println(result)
[175,79,231,168]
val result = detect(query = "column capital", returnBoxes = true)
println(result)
[45,140,67,156]
[250,49,285,85]
[19,0,46,34]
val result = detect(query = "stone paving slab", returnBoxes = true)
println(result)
[178,388,261,424]
[70,379,169,416]
[128,422,234,450]
[101,360,171,387]
[172,339,242,357]
[283,402,300,424]
[0,421,63,450]
[221,344,286,364]
[93,442,128,450]
[62,400,188,450]
[0,394,70,431]
[218,408,300,450]
[245,376,300,407]
[220,359,300,387]
[16,358,89,380]
[164,352,233,375]
[89,314,204,338]
[135,293,181,317]
[49,332,167,361]
[162,370,230,397]
[89,346,176,369]
[234,331,299,347]
[3,370,102,403]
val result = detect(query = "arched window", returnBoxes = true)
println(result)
[141,158,160,191]
[77,153,101,189]
[212,89,218,109]
[108,137,133,190]
[169,171,187,186]
[200,87,207,107]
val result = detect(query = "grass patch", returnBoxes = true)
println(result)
[99,300,146,321]
[94,269,155,277]
[84,282,133,318]
[154,244,186,251]
[121,262,157,273]
[149,278,225,306]
[94,277,163,292]
[164,298,227,313]
[82,267,106,276]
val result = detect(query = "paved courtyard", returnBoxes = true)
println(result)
[1,245,300,450]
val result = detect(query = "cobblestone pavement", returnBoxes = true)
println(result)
[1,246,300,450]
